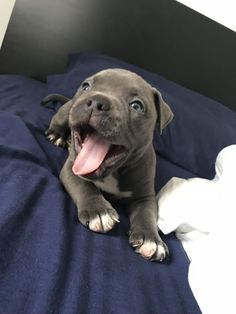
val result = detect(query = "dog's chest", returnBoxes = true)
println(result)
[94,175,132,198]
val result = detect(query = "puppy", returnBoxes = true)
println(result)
[42,69,173,261]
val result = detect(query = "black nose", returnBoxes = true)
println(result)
[86,99,110,111]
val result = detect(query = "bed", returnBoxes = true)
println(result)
[0,2,236,314]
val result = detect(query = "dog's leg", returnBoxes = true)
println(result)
[127,198,169,262]
[60,159,119,233]
[46,100,73,148]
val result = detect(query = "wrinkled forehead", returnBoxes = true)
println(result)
[86,69,153,98]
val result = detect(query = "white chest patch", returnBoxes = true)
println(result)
[94,175,132,198]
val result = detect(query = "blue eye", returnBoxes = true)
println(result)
[129,100,144,112]
[81,82,91,91]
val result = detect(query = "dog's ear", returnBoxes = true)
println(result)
[153,88,174,134]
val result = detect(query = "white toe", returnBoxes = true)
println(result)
[100,213,115,232]
[48,134,56,142]
[54,138,64,147]
[136,240,157,259]
[89,215,102,232]
[89,213,115,233]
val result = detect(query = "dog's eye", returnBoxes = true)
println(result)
[129,100,144,112]
[81,82,91,91]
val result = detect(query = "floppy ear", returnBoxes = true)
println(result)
[153,88,174,134]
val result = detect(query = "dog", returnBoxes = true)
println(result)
[42,68,174,261]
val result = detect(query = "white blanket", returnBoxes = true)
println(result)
[157,145,236,314]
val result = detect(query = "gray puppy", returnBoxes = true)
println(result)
[42,69,173,261]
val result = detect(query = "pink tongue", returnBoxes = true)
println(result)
[72,132,111,176]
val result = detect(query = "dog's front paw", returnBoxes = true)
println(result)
[78,206,120,233]
[45,128,70,148]
[128,229,169,262]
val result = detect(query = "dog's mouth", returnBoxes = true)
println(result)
[71,125,127,178]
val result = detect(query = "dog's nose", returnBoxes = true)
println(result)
[86,99,110,111]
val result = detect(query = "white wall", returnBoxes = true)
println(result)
[0,0,16,49]
[176,0,236,32]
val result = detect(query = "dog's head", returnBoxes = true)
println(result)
[68,69,173,179]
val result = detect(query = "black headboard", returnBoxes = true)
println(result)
[0,0,235,111]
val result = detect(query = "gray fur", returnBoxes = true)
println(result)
[43,69,173,261]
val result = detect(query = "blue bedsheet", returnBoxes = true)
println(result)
[2,51,235,313]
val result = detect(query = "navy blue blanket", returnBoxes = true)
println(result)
[1,53,235,313]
